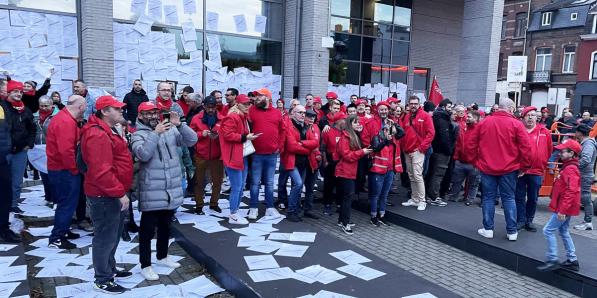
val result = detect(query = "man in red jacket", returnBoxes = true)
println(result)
[515,106,553,232]
[537,139,581,272]
[46,95,87,249]
[400,95,435,211]
[321,112,346,215]
[469,99,531,241]
[81,95,133,294]
[447,110,481,206]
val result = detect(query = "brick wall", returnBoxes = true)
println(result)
[80,0,114,91]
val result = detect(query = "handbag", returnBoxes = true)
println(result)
[243,120,255,157]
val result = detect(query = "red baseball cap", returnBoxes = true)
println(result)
[325,92,338,100]
[555,139,582,155]
[95,95,125,110]
[355,99,367,106]
[376,101,391,109]
[236,94,251,104]
[137,101,158,113]
[253,88,272,99]
[6,80,23,93]
[313,96,322,104]
[386,97,400,104]
[521,106,537,118]
[329,112,347,123]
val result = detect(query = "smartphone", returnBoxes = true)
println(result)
[162,111,170,122]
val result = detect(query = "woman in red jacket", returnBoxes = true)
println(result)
[219,95,259,225]
[335,114,373,235]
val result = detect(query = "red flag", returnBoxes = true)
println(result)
[429,76,444,106]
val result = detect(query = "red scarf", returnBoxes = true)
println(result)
[24,90,35,96]
[6,98,25,113]
[39,109,52,124]
[156,96,172,111]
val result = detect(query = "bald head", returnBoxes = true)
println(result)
[498,98,515,113]
[66,95,87,120]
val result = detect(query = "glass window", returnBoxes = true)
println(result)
[362,21,392,38]
[3,0,76,14]
[331,17,362,34]
[114,0,204,29]
[592,15,597,34]
[541,12,552,26]
[389,65,408,84]
[592,52,597,80]
[331,0,362,19]
[501,16,507,39]
[413,67,429,91]
[562,45,575,73]
[362,36,391,64]
[514,13,527,38]
[535,48,552,71]
[361,64,390,86]
[332,33,362,61]
[391,41,409,65]
[393,6,411,40]
[329,61,360,85]
[498,53,504,77]
[363,0,394,23]
[206,0,282,40]
[217,35,282,74]
[571,13,578,21]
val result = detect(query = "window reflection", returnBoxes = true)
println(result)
[205,0,282,40]
[413,67,430,91]
[331,0,362,19]
[332,33,362,61]
[5,0,76,13]
[391,41,409,65]
[361,63,390,86]
[217,35,282,74]
[329,61,360,85]
[362,37,391,64]
[331,17,362,34]
[390,65,408,84]
[114,0,204,29]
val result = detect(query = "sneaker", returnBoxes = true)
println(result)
[141,266,160,281]
[194,208,205,215]
[0,229,21,243]
[156,257,181,269]
[229,213,249,225]
[209,206,222,213]
[477,228,494,239]
[114,270,133,280]
[537,261,560,272]
[94,281,127,294]
[370,217,381,227]
[341,224,353,235]
[303,211,319,219]
[524,223,537,232]
[417,202,427,211]
[286,213,302,222]
[48,238,76,249]
[378,216,390,226]
[10,206,23,214]
[464,200,472,206]
[560,259,580,272]
[402,199,418,207]
[277,203,286,210]
[507,232,518,241]
[265,207,282,219]
[248,208,258,220]
[65,231,80,240]
[574,222,593,230]
[338,221,356,228]
[429,198,447,207]
[323,205,332,215]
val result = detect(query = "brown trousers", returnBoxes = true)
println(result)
[194,156,224,209]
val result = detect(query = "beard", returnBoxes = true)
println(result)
[141,118,159,129]
[256,100,267,109]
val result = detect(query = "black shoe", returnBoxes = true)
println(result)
[464,201,472,206]
[209,206,222,213]
[303,212,319,219]
[65,231,80,240]
[0,229,21,243]
[370,217,381,227]
[121,230,131,241]
[194,208,205,215]
[171,215,178,222]
[114,270,133,280]
[341,224,353,235]
[127,222,139,233]
[48,238,76,249]
[537,261,560,272]
[386,201,395,207]
[524,223,537,232]
[378,216,390,226]
[286,213,302,222]
[560,259,580,272]
[93,281,127,294]
[10,207,23,214]
[223,188,231,194]
[516,223,525,231]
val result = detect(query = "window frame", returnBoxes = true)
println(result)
[541,12,552,26]
[590,51,597,80]
[535,48,552,72]
[571,12,578,21]
[562,45,576,74]
[514,12,527,38]
[592,14,597,34]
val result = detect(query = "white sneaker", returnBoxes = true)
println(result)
[417,202,427,211]
[141,266,159,281]
[507,232,518,241]
[573,222,593,230]
[248,208,258,220]
[477,228,494,239]
[265,207,281,219]
[229,213,249,225]
[156,256,181,269]
[402,199,418,207]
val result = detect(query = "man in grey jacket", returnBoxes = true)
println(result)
[131,102,197,281]
[573,124,597,231]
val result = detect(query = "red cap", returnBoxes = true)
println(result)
[329,112,347,123]
[95,95,126,110]
[236,94,251,104]
[137,101,158,113]
[386,97,400,104]
[6,80,23,93]
[253,88,272,99]
[313,96,322,104]
[355,99,367,106]
[325,92,338,100]
[376,101,391,109]
[555,139,582,155]
[521,106,537,118]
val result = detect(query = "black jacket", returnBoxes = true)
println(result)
[1,101,36,153]
[123,88,149,125]
[431,108,459,155]
[18,78,51,114]
[0,101,12,160]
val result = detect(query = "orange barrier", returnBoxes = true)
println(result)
[538,133,575,197]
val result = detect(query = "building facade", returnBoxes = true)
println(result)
[0,0,504,106]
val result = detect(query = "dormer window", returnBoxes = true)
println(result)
[542,12,552,26]
[571,12,578,21]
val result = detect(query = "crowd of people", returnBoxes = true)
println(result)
[0,76,596,293]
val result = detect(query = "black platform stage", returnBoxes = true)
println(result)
[353,195,597,298]
[171,208,460,298]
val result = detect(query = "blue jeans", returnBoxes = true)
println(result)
[226,159,248,214]
[48,170,81,242]
[543,213,576,262]
[368,171,395,217]
[480,171,518,234]
[250,154,277,208]
[447,161,480,202]
[286,168,304,215]
[7,151,28,208]
[515,174,543,225]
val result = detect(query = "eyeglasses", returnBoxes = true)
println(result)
[159,89,171,92]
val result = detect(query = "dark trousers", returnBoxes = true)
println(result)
[0,160,12,231]
[323,160,339,206]
[337,177,355,226]
[40,172,54,203]
[49,170,81,243]
[75,176,87,223]
[276,163,289,206]
[355,158,368,193]
[515,174,543,225]
[439,157,455,197]
[139,209,174,268]
[88,197,125,284]
[426,153,451,199]
[303,168,317,212]
[400,152,410,189]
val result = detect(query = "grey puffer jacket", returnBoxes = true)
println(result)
[579,138,597,176]
[131,121,198,212]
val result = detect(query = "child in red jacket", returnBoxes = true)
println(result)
[537,139,582,272]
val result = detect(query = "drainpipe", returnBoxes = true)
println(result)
[294,0,303,99]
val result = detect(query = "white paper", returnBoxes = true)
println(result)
[163,5,179,25]
[194,221,228,233]
[35,253,80,268]
[322,36,334,48]
[0,265,27,282]
[133,14,154,36]
[256,215,285,224]
[246,240,284,254]
[29,32,47,48]
[0,10,9,29]
[329,250,372,265]
[182,39,197,53]
[118,272,146,288]
[181,20,197,42]
[206,11,219,31]
[148,0,162,20]
[246,267,294,283]
[289,232,316,242]
[267,233,292,241]
[25,246,64,257]
[179,276,224,297]
[233,14,248,33]
[254,15,267,33]
[337,263,386,281]
[61,58,78,80]
[128,284,168,297]
[9,10,27,27]
[206,34,221,53]
[232,227,271,237]
[402,294,438,298]
[274,243,309,258]
[248,223,278,234]
[0,256,18,267]
[0,282,20,298]
[237,236,266,247]
[312,290,357,298]
[295,265,346,285]
[183,0,197,14]
[55,282,93,298]
[244,255,280,270]
[27,226,54,237]
[130,0,147,14]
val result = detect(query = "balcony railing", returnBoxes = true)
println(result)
[527,71,551,83]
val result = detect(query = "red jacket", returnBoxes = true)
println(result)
[307,124,322,171]
[335,131,366,179]
[361,117,402,174]
[220,103,235,117]
[177,100,190,116]
[468,111,532,176]
[189,111,222,160]
[399,108,435,154]
[525,125,553,176]
[248,105,285,154]
[220,111,249,170]
[549,158,580,216]
[81,115,133,198]
[46,109,80,174]
[453,122,477,164]
[280,119,319,171]
[322,127,343,162]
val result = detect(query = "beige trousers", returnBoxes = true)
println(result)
[404,150,426,203]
